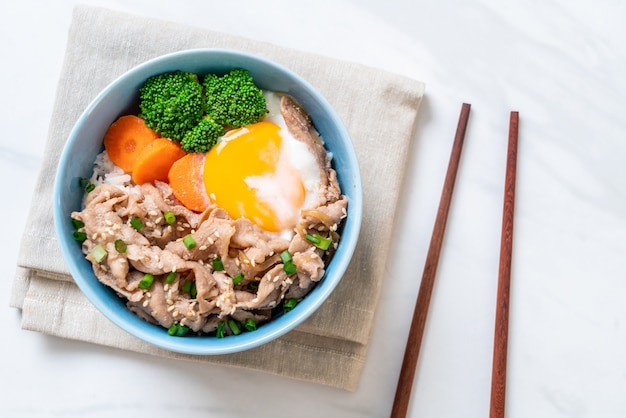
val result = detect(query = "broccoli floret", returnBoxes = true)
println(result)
[203,69,268,128]
[180,116,225,153]
[139,71,205,141]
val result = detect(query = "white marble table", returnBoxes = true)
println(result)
[2,0,625,416]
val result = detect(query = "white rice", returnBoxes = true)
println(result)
[89,150,136,191]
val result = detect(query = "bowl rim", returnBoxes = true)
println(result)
[53,48,362,355]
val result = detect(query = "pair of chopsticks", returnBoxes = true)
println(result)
[390,104,519,418]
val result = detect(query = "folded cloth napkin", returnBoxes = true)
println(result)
[10,5,424,391]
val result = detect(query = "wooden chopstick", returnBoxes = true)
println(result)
[489,111,519,418]
[390,103,471,418]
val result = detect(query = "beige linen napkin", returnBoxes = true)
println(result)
[10,5,424,391]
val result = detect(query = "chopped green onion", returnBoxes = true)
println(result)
[114,239,127,253]
[212,258,224,271]
[91,244,108,263]
[190,281,197,298]
[244,318,257,332]
[130,216,143,231]
[228,319,242,336]
[232,273,244,285]
[305,233,332,251]
[182,279,193,293]
[164,211,176,225]
[167,322,189,337]
[80,178,95,193]
[71,218,85,229]
[283,260,297,275]
[176,324,189,336]
[284,298,298,312]
[216,321,226,338]
[280,250,292,264]
[183,234,196,249]
[138,273,154,289]
[71,218,87,242]
[165,271,177,284]
[73,231,87,242]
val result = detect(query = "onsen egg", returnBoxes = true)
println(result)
[203,92,321,236]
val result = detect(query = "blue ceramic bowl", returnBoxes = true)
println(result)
[53,49,362,355]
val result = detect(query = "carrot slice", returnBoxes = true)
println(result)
[168,153,211,212]
[103,115,159,173]
[132,137,187,185]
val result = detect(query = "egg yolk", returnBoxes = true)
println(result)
[203,121,306,233]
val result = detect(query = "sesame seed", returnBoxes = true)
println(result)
[331,223,338,231]
[155,217,162,224]
[167,299,174,305]
[311,253,318,259]
[146,222,154,228]
[252,298,259,303]
[149,210,158,216]
[250,259,256,267]
[105,219,113,226]
[91,233,98,240]
[207,237,214,245]
[180,318,188,326]
[186,311,194,317]
[146,292,151,298]
[173,310,179,317]
[214,231,220,238]
[183,223,190,228]
[199,245,208,251]
[164,284,169,291]
[235,259,240,267]
[167,305,176,312]
[142,300,149,307]
[273,276,280,283]
[243,259,250,265]
[210,193,216,200]
[268,301,277,308]
[176,227,185,232]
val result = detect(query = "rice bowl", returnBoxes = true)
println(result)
[53,49,362,355]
